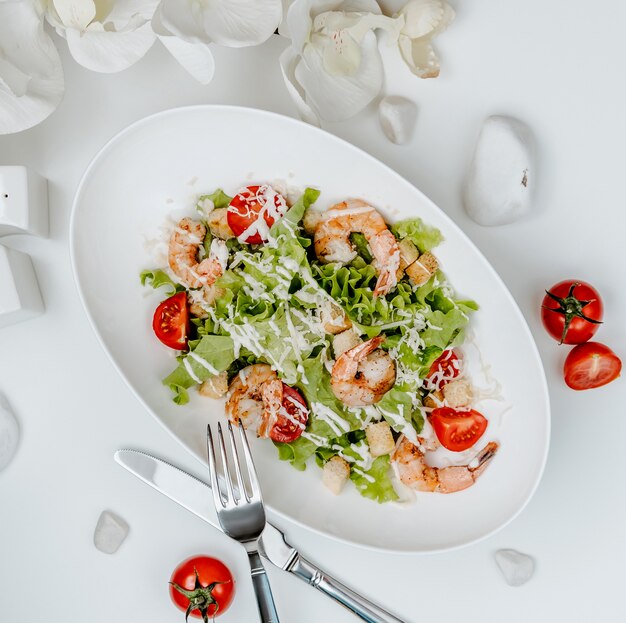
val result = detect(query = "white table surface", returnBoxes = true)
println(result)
[1,2,625,621]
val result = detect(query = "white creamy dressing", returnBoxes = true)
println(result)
[187,352,219,376]
[378,404,418,444]
[325,205,374,218]
[310,402,350,436]
[183,357,202,384]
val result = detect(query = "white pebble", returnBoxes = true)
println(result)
[463,115,535,226]
[378,96,417,145]
[0,396,19,472]
[94,510,130,554]
[495,548,535,586]
[0,166,48,237]
[0,243,44,329]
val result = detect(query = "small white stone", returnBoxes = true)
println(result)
[463,115,535,226]
[0,166,48,237]
[0,396,19,472]
[378,96,417,145]
[495,548,535,586]
[94,510,130,554]
[0,244,44,329]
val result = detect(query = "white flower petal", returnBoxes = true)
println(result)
[279,46,320,126]
[158,36,215,84]
[52,0,96,29]
[64,23,155,72]
[399,0,451,39]
[0,1,64,135]
[397,0,454,78]
[318,12,402,76]
[339,0,381,13]
[278,0,293,37]
[295,29,382,121]
[159,0,282,48]
[287,0,333,52]
[155,0,210,43]
[399,34,439,77]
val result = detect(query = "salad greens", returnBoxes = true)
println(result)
[142,186,476,504]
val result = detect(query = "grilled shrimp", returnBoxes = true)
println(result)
[391,436,499,494]
[168,217,225,289]
[313,200,400,297]
[225,364,278,437]
[331,336,396,406]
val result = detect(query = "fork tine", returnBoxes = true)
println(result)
[217,422,236,506]
[206,424,224,509]
[237,421,262,502]
[227,421,249,503]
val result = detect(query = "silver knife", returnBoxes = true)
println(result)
[114,450,406,623]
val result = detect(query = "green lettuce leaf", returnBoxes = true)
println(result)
[140,269,184,296]
[391,218,443,252]
[350,455,398,504]
[197,188,232,214]
[163,335,235,404]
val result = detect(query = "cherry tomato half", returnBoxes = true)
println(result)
[541,280,603,344]
[425,350,461,391]
[152,291,189,350]
[564,342,622,390]
[169,556,235,620]
[227,185,287,244]
[270,384,309,443]
[430,407,488,452]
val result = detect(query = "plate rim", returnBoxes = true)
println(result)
[69,104,551,554]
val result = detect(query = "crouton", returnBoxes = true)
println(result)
[332,329,362,358]
[405,252,438,287]
[365,422,395,457]
[198,371,229,399]
[398,238,420,271]
[302,208,325,235]
[206,208,235,240]
[442,378,473,408]
[423,389,444,409]
[322,455,350,495]
[320,303,352,335]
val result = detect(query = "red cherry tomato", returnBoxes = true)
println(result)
[269,384,309,443]
[169,556,235,620]
[227,185,287,244]
[152,292,189,350]
[541,280,603,344]
[425,350,461,390]
[563,342,622,390]
[429,407,488,452]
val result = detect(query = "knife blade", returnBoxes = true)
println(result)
[114,449,406,623]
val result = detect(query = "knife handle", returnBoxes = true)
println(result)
[289,554,405,623]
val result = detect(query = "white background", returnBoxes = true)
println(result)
[1,1,625,621]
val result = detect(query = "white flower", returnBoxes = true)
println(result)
[45,0,157,73]
[280,0,402,124]
[154,0,282,48]
[397,0,454,78]
[0,0,64,135]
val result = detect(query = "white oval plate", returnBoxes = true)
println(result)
[71,106,550,553]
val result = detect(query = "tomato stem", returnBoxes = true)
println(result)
[170,568,230,623]
[543,283,603,344]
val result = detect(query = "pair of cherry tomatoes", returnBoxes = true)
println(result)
[541,280,621,390]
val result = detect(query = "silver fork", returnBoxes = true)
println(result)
[207,421,280,623]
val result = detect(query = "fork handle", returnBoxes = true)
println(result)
[289,554,405,623]
[248,551,280,623]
